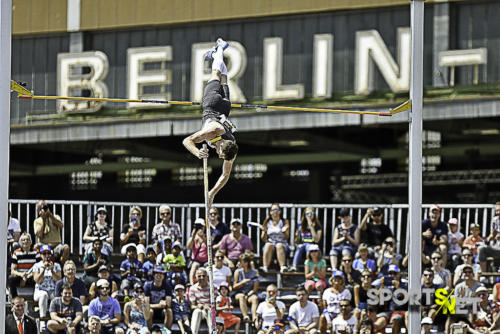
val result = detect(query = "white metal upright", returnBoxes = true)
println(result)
[408,0,424,332]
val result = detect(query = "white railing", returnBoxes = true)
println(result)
[8,200,496,257]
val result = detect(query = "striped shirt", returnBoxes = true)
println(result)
[12,248,40,272]
[188,283,216,306]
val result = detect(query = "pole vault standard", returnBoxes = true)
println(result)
[202,144,217,334]
[10,80,411,117]
[408,0,424,332]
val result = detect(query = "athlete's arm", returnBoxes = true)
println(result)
[183,123,224,159]
[208,158,235,206]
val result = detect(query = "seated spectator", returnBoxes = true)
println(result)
[352,244,376,273]
[88,279,124,334]
[233,253,259,323]
[255,284,285,332]
[48,283,83,334]
[120,206,147,263]
[360,207,393,254]
[360,306,387,333]
[304,244,327,295]
[453,248,481,286]
[447,218,464,270]
[32,245,62,322]
[216,281,241,334]
[88,265,119,300]
[469,286,497,331]
[383,267,408,334]
[172,284,191,334]
[430,251,451,289]
[82,206,113,255]
[422,204,448,266]
[6,296,37,334]
[340,253,361,289]
[152,205,182,244]
[330,208,360,270]
[8,232,39,297]
[219,219,253,270]
[123,283,151,334]
[82,238,111,287]
[213,250,232,289]
[358,316,376,334]
[120,244,144,298]
[144,265,173,329]
[187,218,209,285]
[285,286,319,334]
[7,210,21,253]
[189,268,217,334]
[463,223,485,261]
[260,203,290,273]
[209,207,230,247]
[55,260,88,306]
[87,316,102,334]
[319,271,352,334]
[494,280,500,304]
[34,200,70,265]
[375,237,402,277]
[478,201,500,272]
[354,270,373,310]
[163,241,187,285]
[290,207,322,272]
[216,317,226,334]
[155,236,174,264]
[329,299,358,334]
[142,246,157,283]
[454,264,482,299]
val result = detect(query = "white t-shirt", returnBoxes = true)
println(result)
[289,301,319,327]
[31,261,62,292]
[213,265,232,288]
[448,231,464,255]
[331,314,358,333]
[256,301,286,328]
[322,288,352,315]
[8,218,21,232]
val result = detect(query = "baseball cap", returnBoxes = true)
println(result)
[194,218,205,225]
[388,264,400,273]
[332,270,344,278]
[216,317,225,326]
[430,204,441,212]
[126,244,137,252]
[153,265,166,274]
[358,243,368,251]
[96,279,109,288]
[421,317,433,325]
[373,207,383,215]
[219,281,230,290]
[448,218,458,225]
[473,286,489,296]
[174,284,185,291]
[462,263,473,271]
[338,208,350,217]
[39,244,52,254]
[96,207,107,213]
[231,218,242,225]
[172,241,183,249]
[308,244,320,252]
[470,223,480,230]
[98,265,109,272]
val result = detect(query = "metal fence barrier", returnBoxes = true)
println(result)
[8,200,496,257]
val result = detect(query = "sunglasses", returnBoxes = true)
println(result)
[271,209,280,212]
[305,212,315,216]
[423,274,434,277]
[362,275,371,278]
[431,257,441,260]
[197,275,206,278]
[160,212,171,216]
[209,212,217,216]
[340,304,350,308]
[216,256,224,260]
[99,286,110,290]
[135,290,144,294]
[478,293,487,297]
[462,254,472,257]
[98,211,107,215]
[343,259,352,263]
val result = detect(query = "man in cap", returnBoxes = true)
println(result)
[144,265,173,329]
[183,38,238,206]
[88,279,124,334]
[32,244,62,322]
[88,265,118,300]
[218,218,253,269]
[422,204,448,265]
[447,217,464,269]
[360,207,393,252]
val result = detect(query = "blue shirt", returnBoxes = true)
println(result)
[120,258,143,280]
[55,277,88,299]
[353,258,377,272]
[144,280,173,304]
[88,296,121,319]
[172,297,190,318]
[142,260,155,282]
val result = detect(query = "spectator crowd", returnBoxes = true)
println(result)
[5,200,500,334]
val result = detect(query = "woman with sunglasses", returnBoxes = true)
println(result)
[354,270,373,310]
[430,251,451,289]
[290,207,322,272]
[187,218,209,285]
[83,206,114,255]
[261,203,290,273]
[340,253,361,289]
[121,206,147,263]
[213,250,232,289]
[124,283,151,334]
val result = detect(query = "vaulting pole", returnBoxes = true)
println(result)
[202,144,217,334]
[0,0,12,332]
[408,0,424,332]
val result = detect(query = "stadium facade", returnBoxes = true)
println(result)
[9,0,500,204]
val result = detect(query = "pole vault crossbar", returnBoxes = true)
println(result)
[10,80,410,117]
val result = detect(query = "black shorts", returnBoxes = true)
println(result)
[202,80,230,120]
